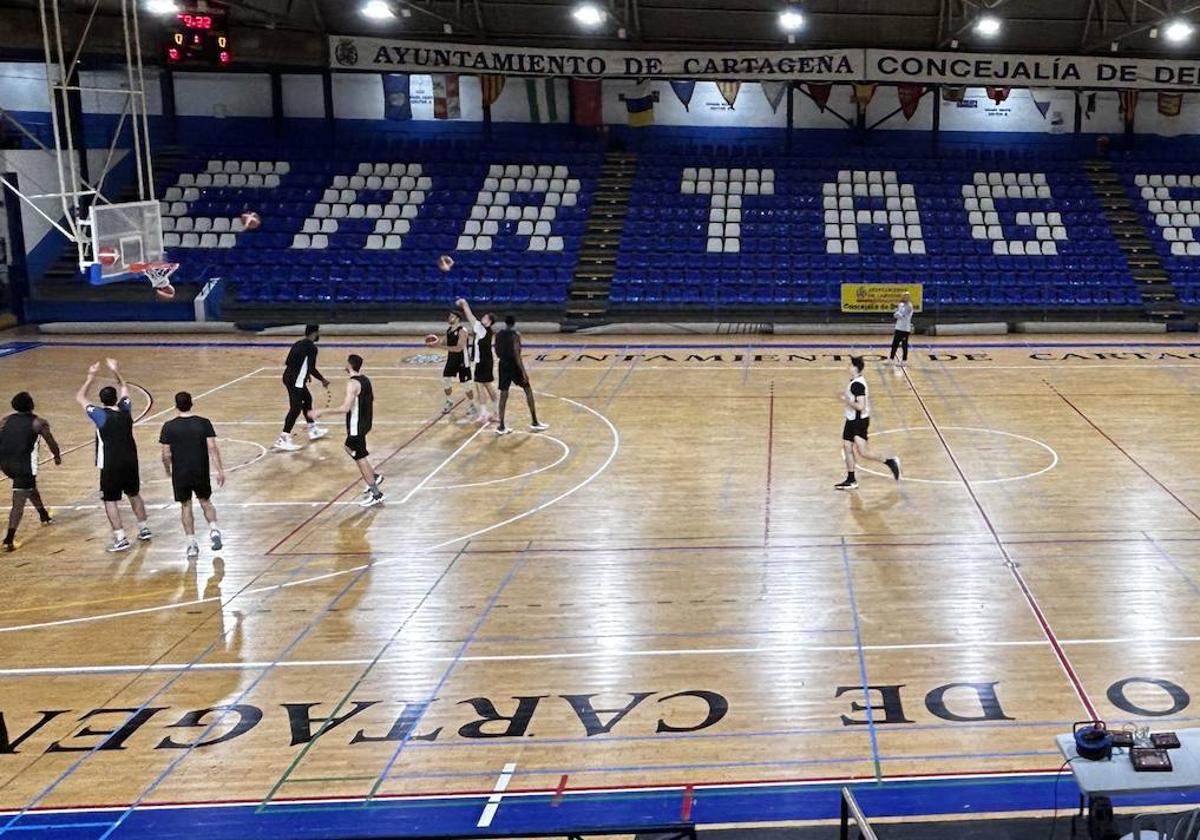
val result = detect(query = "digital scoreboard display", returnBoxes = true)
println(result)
[165,8,231,67]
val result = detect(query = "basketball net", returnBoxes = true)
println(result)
[130,261,179,298]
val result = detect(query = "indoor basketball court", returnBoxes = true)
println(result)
[1,335,1200,835]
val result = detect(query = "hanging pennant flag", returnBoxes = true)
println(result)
[851,82,877,119]
[670,80,696,111]
[1159,92,1184,117]
[480,74,506,108]
[570,78,603,127]
[896,84,924,120]
[622,79,657,127]
[761,81,788,114]
[525,77,562,123]
[1118,89,1139,129]
[382,74,412,121]
[941,85,966,103]
[717,81,741,109]
[805,82,832,112]
[1084,92,1097,118]
[1030,89,1052,119]
[985,87,1010,105]
[432,74,461,120]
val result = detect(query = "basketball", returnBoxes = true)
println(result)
[437,254,454,272]
[423,333,438,346]
[97,246,117,268]
[240,211,261,231]
[155,283,176,300]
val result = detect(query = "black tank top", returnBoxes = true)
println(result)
[347,375,374,436]
[477,325,494,367]
[96,405,137,469]
[494,328,517,362]
[0,413,38,466]
[446,326,464,363]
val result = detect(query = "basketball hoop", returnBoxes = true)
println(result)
[130,261,179,299]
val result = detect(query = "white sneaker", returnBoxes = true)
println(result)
[441,399,454,415]
[210,529,223,551]
[137,525,152,541]
[273,435,302,452]
[106,536,131,553]
[495,426,512,436]
[361,474,386,496]
[464,404,479,420]
[360,491,385,508]
[186,542,200,560]
[530,422,549,432]
[307,425,329,441]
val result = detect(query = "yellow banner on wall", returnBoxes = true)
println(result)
[840,283,923,313]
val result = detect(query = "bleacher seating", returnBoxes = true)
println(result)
[161,137,601,308]
[613,148,1140,309]
[1117,162,1200,306]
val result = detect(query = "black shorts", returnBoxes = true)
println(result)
[842,418,870,442]
[100,463,140,502]
[173,476,212,503]
[443,357,470,382]
[3,466,35,491]
[287,385,314,412]
[473,361,495,384]
[345,435,369,461]
[498,362,528,391]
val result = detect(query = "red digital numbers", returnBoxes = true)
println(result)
[176,13,213,29]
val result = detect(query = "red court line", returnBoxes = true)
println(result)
[264,402,461,556]
[901,369,1098,720]
[1048,381,1200,524]
[552,774,569,807]
[680,784,694,821]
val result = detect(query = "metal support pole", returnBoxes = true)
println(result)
[2,173,30,322]
[785,84,794,153]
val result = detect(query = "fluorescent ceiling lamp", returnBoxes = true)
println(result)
[974,14,1002,37]
[573,3,605,26]
[145,0,179,13]
[361,0,396,20]
[1164,19,1194,43]
[779,8,805,32]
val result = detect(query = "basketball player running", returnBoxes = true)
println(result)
[160,392,224,559]
[273,324,330,452]
[430,309,478,418]
[75,358,150,552]
[889,291,914,366]
[0,392,60,551]
[836,356,901,490]
[312,354,385,507]
[494,315,548,436]
[457,297,497,424]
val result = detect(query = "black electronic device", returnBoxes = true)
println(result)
[1152,732,1181,749]
[1131,747,1173,772]
[1111,731,1134,748]
[164,5,231,67]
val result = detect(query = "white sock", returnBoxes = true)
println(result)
[114,528,126,541]
[137,520,148,529]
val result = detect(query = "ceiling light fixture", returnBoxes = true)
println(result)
[144,0,179,13]
[1164,19,1194,43]
[361,0,396,20]
[974,14,1002,37]
[778,7,805,32]
[572,3,605,27]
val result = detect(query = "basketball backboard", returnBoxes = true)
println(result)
[87,200,165,285]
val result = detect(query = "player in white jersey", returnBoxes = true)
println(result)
[457,298,497,424]
[836,356,902,491]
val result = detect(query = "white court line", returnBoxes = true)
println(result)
[136,367,269,426]
[855,426,1060,486]
[0,392,620,634]
[476,763,516,829]
[7,633,1200,676]
[395,425,486,505]
[428,434,570,491]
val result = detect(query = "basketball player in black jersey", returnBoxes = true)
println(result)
[274,324,331,452]
[0,392,61,551]
[313,354,384,507]
[76,358,150,552]
[836,356,901,490]
[457,298,497,424]
[494,315,548,436]
[429,309,478,419]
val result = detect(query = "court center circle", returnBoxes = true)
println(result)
[853,426,1058,485]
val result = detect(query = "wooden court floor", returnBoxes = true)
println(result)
[3,333,1200,825]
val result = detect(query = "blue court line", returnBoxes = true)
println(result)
[840,537,883,782]
[23,338,1200,351]
[12,769,1200,838]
